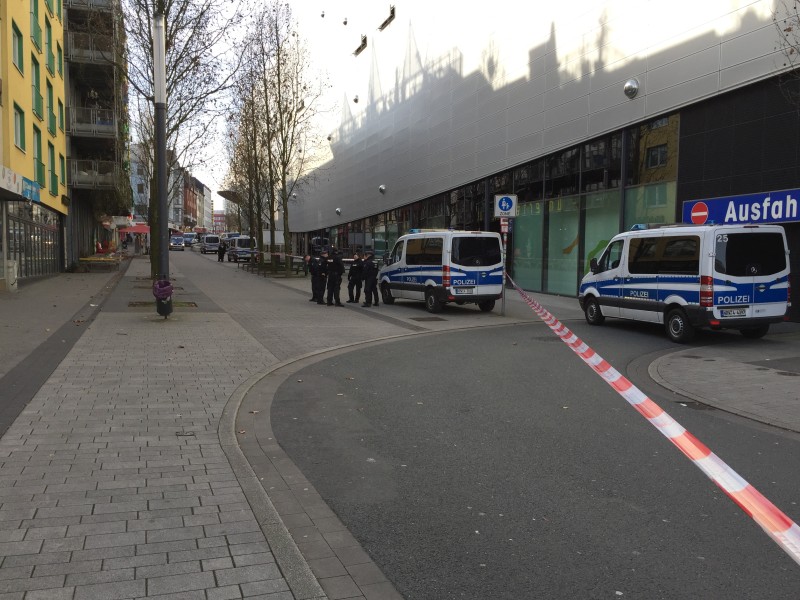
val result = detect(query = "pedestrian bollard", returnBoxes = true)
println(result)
[153,279,173,318]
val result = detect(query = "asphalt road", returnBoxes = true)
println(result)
[272,322,800,599]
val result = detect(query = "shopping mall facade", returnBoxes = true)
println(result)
[289,2,800,321]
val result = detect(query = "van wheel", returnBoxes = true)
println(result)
[665,308,695,343]
[425,289,442,313]
[478,299,495,312]
[741,325,769,339]
[584,297,605,325]
[381,283,395,305]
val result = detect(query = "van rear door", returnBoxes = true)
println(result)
[713,229,789,320]
[449,234,503,298]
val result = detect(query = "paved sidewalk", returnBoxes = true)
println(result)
[0,252,798,600]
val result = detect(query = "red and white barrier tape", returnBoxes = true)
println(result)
[507,276,800,567]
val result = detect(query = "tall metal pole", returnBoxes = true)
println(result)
[152,10,172,316]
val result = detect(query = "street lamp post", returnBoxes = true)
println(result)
[152,10,172,317]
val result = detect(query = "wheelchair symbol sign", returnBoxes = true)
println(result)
[494,194,518,217]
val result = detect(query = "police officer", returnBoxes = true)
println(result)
[326,247,345,306]
[346,252,363,303]
[309,250,328,304]
[361,251,379,307]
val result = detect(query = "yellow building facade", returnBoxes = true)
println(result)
[2,0,68,286]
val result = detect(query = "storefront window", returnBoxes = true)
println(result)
[546,195,580,295]
[584,190,622,274]
[512,201,544,291]
[623,182,677,229]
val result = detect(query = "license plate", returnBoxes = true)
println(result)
[721,308,746,317]
[454,287,475,295]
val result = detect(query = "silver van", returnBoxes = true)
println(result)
[578,224,791,342]
[379,229,504,313]
[226,235,258,262]
[201,235,220,254]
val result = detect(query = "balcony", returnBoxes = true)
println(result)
[67,106,116,137]
[30,13,42,52]
[48,110,57,135]
[32,87,44,120]
[68,159,117,188]
[49,169,59,196]
[34,158,46,188]
[65,31,113,63]
[47,48,55,75]
[64,0,112,9]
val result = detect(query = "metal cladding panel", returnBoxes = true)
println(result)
[289,1,784,233]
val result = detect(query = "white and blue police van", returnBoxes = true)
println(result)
[379,229,504,313]
[578,224,790,342]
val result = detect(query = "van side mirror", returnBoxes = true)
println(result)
[590,258,599,274]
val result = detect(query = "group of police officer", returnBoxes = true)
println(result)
[305,248,380,307]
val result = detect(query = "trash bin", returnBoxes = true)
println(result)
[152,279,173,318]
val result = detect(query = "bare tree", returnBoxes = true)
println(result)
[224,1,329,274]
[774,1,800,104]
[122,0,243,275]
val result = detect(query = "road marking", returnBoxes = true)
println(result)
[508,276,800,567]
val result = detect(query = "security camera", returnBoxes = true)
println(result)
[378,185,386,193]
[335,208,342,215]
[353,95,359,103]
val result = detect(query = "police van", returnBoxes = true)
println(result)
[578,224,790,343]
[379,229,504,313]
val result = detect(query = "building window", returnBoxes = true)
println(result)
[48,142,57,195]
[14,104,26,150]
[12,22,24,72]
[649,117,669,130]
[33,126,43,187]
[646,144,668,169]
[47,80,55,135]
[60,154,65,184]
[137,183,145,194]
[58,99,64,130]
[57,0,61,20]
[57,43,62,76]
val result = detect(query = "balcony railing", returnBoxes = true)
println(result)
[68,159,117,188]
[32,87,44,120]
[30,13,42,52]
[48,110,57,135]
[66,106,116,137]
[34,158,46,187]
[49,169,59,196]
[65,31,113,63]
[64,0,112,9]
[47,49,55,74]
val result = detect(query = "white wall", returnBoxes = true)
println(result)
[290,0,784,232]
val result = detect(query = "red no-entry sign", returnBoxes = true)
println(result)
[690,202,709,224]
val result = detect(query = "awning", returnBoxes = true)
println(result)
[118,224,150,234]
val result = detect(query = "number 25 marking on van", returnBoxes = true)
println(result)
[716,234,728,243]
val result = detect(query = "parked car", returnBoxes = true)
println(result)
[226,235,257,262]
[201,234,220,254]
[169,236,185,251]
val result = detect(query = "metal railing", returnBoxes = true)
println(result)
[68,159,117,188]
[32,86,44,120]
[65,31,113,62]
[34,158,46,187]
[48,110,57,135]
[45,0,54,16]
[47,48,55,74]
[30,13,42,51]
[66,106,116,137]
[64,0,112,9]
[49,169,59,196]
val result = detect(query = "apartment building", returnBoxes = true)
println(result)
[63,0,130,267]
[1,0,68,288]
